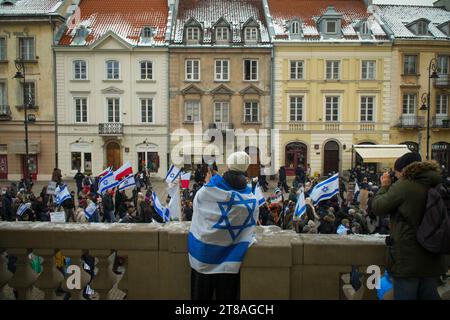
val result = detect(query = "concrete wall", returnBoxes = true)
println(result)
[0,222,448,300]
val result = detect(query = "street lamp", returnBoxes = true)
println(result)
[420,58,439,160]
[13,59,30,185]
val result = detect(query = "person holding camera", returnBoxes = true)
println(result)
[371,152,446,300]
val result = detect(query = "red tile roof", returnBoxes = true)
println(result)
[59,0,169,46]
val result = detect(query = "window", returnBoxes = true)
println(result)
[402,94,417,114]
[436,94,448,115]
[138,152,159,173]
[291,21,300,35]
[361,22,369,35]
[437,55,449,74]
[0,37,6,60]
[74,97,88,123]
[185,59,200,81]
[21,82,35,107]
[244,102,259,122]
[326,21,336,33]
[361,60,376,80]
[71,152,92,172]
[326,60,340,80]
[71,152,81,171]
[245,27,258,41]
[244,59,258,81]
[186,27,200,41]
[142,27,153,38]
[140,61,153,80]
[140,98,153,123]
[0,83,6,106]
[185,101,200,122]
[360,96,375,122]
[19,37,34,60]
[325,96,339,122]
[73,60,87,80]
[289,96,304,122]
[214,102,229,123]
[290,61,304,80]
[106,60,120,80]
[107,98,120,122]
[216,27,229,41]
[403,55,417,75]
[215,60,229,81]
[417,21,428,35]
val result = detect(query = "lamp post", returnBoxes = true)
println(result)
[420,58,439,160]
[14,59,30,185]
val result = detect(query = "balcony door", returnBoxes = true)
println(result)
[106,141,121,170]
[0,154,7,179]
[214,102,229,124]
[107,98,120,123]
[285,142,307,176]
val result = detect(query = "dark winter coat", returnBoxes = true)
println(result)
[102,193,114,212]
[372,161,447,278]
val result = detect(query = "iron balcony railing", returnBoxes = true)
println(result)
[0,105,11,120]
[98,123,124,135]
[432,115,450,128]
[397,115,424,128]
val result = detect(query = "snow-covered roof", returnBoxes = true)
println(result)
[0,0,63,15]
[171,0,271,46]
[268,0,388,42]
[59,0,169,47]
[374,5,450,39]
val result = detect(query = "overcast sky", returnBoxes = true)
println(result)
[372,0,435,5]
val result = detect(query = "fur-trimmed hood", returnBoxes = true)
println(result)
[402,160,442,186]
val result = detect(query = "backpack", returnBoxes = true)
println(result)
[416,183,450,254]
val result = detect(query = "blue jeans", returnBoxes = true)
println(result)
[105,210,115,223]
[393,277,441,300]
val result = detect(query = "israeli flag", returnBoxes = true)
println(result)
[165,164,181,184]
[293,191,306,221]
[118,175,136,191]
[84,202,97,220]
[188,174,258,274]
[252,184,265,207]
[55,184,71,206]
[152,192,170,222]
[99,171,119,194]
[354,179,361,202]
[17,203,31,217]
[310,173,340,205]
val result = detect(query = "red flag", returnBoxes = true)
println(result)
[113,161,133,181]
[181,172,191,189]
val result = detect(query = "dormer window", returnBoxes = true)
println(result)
[216,27,229,41]
[186,27,200,41]
[291,21,300,35]
[326,21,337,33]
[73,26,89,45]
[361,22,369,35]
[437,20,450,36]
[417,21,428,35]
[245,27,258,41]
[142,27,153,39]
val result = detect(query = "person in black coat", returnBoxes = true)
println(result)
[295,165,306,185]
[278,166,289,193]
[115,190,128,219]
[1,189,13,221]
[73,170,85,196]
[102,191,115,223]
[183,200,193,221]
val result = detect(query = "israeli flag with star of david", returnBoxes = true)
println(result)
[189,174,259,274]
[309,173,340,205]
[55,184,71,206]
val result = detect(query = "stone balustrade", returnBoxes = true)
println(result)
[0,222,448,300]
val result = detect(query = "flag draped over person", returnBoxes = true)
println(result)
[113,161,133,181]
[118,174,136,191]
[17,203,31,217]
[55,184,71,206]
[152,191,170,222]
[253,184,265,207]
[99,171,119,194]
[293,191,306,221]
[309,173,340,205]
[188,174,258,274]
[354,178,361,202]
[84,202,97,220]
[165,164,182,184]
[167,182,181,221]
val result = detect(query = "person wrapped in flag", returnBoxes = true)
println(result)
[189,151,258,300]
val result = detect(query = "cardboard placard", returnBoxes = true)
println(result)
[50,211,66,223]
[47,181,57,195]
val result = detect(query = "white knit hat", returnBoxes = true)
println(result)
[227,151,251,173]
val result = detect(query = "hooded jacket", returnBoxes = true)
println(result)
[372,161,447,278]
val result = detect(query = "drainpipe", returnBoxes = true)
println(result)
[50,15,59,169]
[270,46,275,179]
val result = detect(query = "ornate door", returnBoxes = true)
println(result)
[106,142,121,170]
[0,155,7,179]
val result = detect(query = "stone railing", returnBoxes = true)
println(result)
[1,222,448,300]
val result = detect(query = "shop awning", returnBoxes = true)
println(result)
[353,145,411,163]
[9,141,41,154]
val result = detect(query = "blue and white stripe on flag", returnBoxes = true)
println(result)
[165,164,182,184]
[99,171,119,194]
[252,184,265,207]
[354,179,361,202]
[55,184,71,206]
[189,174,258,274]
[310,173,340,205]
[84,202,97,220]
[152,192,170,222]
[293,191,306,221]
[17,203,31,217]
[118,174,136,191]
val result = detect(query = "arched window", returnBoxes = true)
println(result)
[291,21,300,35]
[361,22,369,35]
[417,21,428,35]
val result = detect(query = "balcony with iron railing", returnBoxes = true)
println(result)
[98,123,124,136]
[397,115,424,129]
[0,105,11,120]
[432,115,450,129]
[435,74,450,88]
